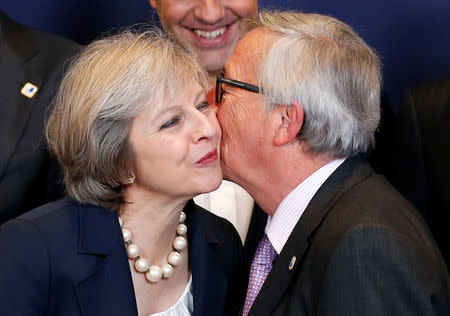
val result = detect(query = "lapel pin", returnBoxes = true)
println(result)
[21,82,39,99]
[288,256,296,271]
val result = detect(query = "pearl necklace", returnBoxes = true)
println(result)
[118,211,187,283]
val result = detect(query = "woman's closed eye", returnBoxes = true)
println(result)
[160,116,181,130]
[197,101,210,112]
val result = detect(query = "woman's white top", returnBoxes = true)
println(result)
[148,275,193,316]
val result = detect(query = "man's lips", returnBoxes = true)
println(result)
[185,22,236,47]
[195,149,218,165]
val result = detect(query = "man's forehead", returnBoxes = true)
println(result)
[224,28,272,79]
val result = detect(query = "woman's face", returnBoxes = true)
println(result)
[128,83,222,200]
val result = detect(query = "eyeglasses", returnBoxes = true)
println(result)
[215,72,262,105]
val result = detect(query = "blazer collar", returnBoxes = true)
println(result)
[74,201,138,316]
[0,10,39,63]
[249,155,374,315]
[186,200,229,316]
[77,202,121,255]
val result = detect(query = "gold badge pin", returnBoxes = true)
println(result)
[21,82,39,98]
[288,256,296,271]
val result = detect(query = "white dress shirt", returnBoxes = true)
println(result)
[266,158,346,254]
[194,180,254,243]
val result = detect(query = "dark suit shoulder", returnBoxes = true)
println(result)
[315,222,450,316]
[1,10,80,73]
[0,199,84,254]
[28,27,80,70]
[318,171,447,276]
[292,172,450,315]
[191,202,242,244]
[332,172,425,225]
[408,76,450,113]
[12,197,77,224]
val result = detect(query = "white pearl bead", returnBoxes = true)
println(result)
[168,251,182,266]
[173,236,187,251]
[134,258,149,272]
[122,228,132,242]
[120,212,188,284]
[162,264,174,279]
[146,265,163,283]
[126,244,140,259]
[177,224,187,236]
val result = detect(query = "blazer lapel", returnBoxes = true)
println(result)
[74,204,138,316]
[187,201,228,316]
[249,156,374,315]
[0,13,44,179]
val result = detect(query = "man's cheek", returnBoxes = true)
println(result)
[206,88,218,112]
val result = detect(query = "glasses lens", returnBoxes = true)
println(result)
[216,73,224,105]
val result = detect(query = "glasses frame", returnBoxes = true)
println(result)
[215,72,262,105]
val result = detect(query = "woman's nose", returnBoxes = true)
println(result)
[193,112,218,143]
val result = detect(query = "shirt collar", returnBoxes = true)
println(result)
[265,157,346,254]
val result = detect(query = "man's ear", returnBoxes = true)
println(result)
[273,101,304,146]
[149,0,157,9]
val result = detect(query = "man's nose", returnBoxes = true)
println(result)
[194,0,225,25]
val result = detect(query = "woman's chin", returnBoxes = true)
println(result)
[194,174,223,195]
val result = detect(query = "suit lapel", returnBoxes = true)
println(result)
[0,12,42,178]
[249,156,374,315]
[187,201,228,316]
[74,204,138,316]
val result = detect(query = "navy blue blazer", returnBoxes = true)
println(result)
[0,198,244,315]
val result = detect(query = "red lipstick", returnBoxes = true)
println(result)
[196,149,218,165]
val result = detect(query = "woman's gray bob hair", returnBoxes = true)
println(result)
[46,28,208,210]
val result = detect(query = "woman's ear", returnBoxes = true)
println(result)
[273,101,304,146]
[149,0,157,9]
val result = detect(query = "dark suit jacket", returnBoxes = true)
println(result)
[385,76,450,267]
[0,198,244,315]
[247,156,449,316]
[0,11,80,224]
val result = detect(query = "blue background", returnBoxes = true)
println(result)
[1,0,449,108]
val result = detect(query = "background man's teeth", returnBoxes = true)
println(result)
[194,28,226,38]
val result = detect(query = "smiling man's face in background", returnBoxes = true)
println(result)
[150,0,258,77]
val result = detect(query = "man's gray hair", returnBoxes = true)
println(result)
[248,11,381,157]
[46,28,208,210]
